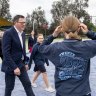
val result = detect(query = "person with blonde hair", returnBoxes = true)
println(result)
[38,16,96,96]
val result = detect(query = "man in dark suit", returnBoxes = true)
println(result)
[1,15,35,96]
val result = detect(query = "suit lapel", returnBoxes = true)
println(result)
[12,27,23,49]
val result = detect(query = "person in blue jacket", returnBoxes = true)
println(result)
[29,33,55,92]
[38,16,96,96]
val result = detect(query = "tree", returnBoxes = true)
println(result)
[0,0,11,20]
[25,7,48,36]
[24,13,32,34]
[51,0,90,22]
[50,0,90,35]
[69,0,89,19]
[51,0,70,24]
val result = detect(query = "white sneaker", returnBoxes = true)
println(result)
[45,87,55,92]
[31,83,37,87]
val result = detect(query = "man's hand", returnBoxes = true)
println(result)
[14,67,21,76]
[79,23,88,34]
[25,64,29,71]
[52,26,62,37]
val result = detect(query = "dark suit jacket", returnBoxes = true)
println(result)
[0,38,3,59]
[1,27,28,73]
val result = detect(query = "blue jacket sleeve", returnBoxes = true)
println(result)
[28,44,38,69]
[83,31,96,58]
[86,31,96,40]
[42,35,55,45]
[38,35,55,55]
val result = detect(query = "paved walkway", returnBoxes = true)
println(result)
[0,56,96,96]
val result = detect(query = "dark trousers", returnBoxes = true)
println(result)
[4,67,35,96]
[56,93,91,96]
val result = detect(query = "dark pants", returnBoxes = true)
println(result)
[56,93,91,96]
[4,67,35,96]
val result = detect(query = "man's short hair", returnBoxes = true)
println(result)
[12,15,25,23]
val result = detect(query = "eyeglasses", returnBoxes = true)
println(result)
[17,22,26,24]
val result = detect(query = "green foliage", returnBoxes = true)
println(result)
[50,0,90,32]
[25,7,48,37]
[0,0,11,20]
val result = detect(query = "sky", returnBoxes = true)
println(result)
[9,0,96,24]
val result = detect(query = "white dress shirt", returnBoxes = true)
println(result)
[14,26,24,60]
[14,26,23,48]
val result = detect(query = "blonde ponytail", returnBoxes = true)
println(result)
[61,16,81,39]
